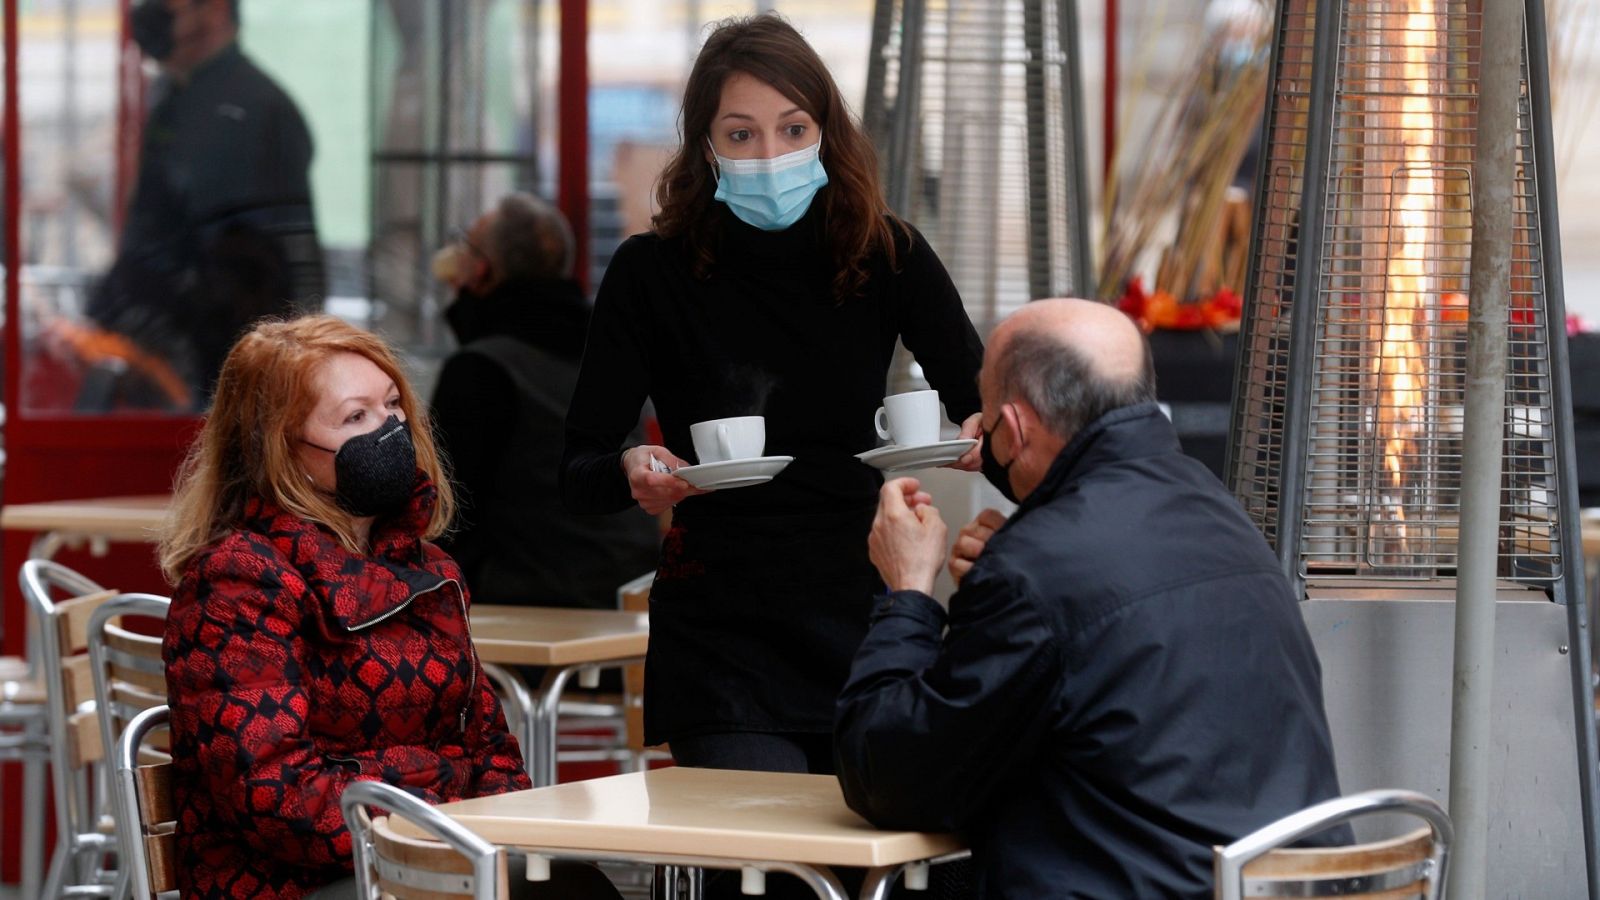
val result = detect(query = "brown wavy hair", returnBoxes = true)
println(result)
[652,14,905,302]
[158,315,454,584]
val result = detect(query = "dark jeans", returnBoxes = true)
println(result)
[669,731,970,900]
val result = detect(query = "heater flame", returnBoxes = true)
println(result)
[1375,0,1442,550]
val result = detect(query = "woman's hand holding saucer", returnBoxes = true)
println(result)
[622,445,706,514]
[945,412,984,471]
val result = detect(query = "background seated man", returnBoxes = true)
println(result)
[432,193,659,609]
[834,298,1350,898]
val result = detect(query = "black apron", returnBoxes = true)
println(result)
[644,503,880,745]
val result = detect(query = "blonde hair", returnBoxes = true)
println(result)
[158,315,454,584]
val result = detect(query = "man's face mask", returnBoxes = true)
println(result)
[980,409,1020,505]
[709,139,829,232]
[131,0,178,62]
[304,415,417,517]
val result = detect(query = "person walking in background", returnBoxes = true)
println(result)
[88,0,324,408]
[432,193,659,609]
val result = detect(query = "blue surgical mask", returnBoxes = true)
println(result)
[709,138,829,232]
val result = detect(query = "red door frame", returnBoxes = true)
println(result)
[2,0,197,882]
[558,0,589,292]
[0,0,594,880]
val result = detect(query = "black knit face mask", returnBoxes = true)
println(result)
[304,416,416,517]
[130,0,177,61]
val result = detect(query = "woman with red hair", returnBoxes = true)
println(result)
[160,315,616,898]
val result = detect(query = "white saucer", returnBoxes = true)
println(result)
[672,455,794,490]
[855,438,978,473]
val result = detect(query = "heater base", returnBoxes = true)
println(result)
[1303,595,1589,894]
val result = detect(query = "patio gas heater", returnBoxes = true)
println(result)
[864,0,1095,335]
[1226,0,1596,893]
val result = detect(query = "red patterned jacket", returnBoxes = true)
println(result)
[163,478,531,899]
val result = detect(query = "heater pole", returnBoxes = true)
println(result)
[1448,1,1524,896]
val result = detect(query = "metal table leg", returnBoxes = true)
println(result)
[770,862,848,900]
[858,850,970,899]
[482,663,536,771]
[650,862,842,900]
[532,665,579,787]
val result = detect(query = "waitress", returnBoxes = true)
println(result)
[562,14,983,775]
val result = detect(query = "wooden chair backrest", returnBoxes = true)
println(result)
[117,706,178,899]
[131,760,179,897]
[371,814,507,900]
[97,612,170,755]
[618,578,653,755]
[1239,827,1436,899]
[54,590,118,657]
[43,590,118,770]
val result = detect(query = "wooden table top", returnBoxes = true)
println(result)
[468,605,648,667]
[0,495,170,542]
[388,767,963,868]
[1582,512,1600,561]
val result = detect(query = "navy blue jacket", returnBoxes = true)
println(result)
[834,403,1348,898]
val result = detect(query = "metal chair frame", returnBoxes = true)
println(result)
[88,593,171,900]
[20,558,119,899]
[112,705,172,900]
[0,675,50,900]
[340,779,507,900]
[1215,788,1454,900]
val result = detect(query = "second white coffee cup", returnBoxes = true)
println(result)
[874,390,941,447]
[691,416,766,463]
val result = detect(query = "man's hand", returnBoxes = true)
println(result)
[869,477,948,597]
[944,411,984,471]
[621,445,706,515]
[949,508,1008,586]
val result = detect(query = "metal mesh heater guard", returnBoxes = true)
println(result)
[865,0,1095,335]
[1226,0,1582,593]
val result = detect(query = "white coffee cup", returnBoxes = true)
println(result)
[874,390,941,447]
[691,416,766,463]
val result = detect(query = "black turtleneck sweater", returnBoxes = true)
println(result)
[562,209,983,742]
[562,209,984,518]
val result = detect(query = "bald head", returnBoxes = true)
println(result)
[984,298,1156,440]
[994,298,1148,385]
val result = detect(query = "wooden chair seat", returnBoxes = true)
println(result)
[1,671,46,705]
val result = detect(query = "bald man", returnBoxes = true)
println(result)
[834,299,1348,898]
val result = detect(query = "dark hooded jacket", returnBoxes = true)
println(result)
[835,403,1349,898]
[432,278,660,609]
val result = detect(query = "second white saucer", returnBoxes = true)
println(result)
[855,438,978,473]
[672,455,795,490]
